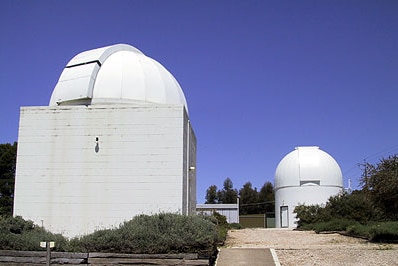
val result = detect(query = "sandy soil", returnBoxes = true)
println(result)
[224,228,398,266]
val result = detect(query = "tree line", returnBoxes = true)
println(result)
[205,177,275,215]
[0,142,17,216]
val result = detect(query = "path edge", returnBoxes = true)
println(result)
[270,248,281,266]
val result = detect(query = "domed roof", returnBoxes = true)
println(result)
[49,44,188,112]
[274,146,343,189]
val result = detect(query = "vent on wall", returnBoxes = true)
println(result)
[300,180,320,186]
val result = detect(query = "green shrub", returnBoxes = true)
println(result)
[70,213,219,255]
[294,204,327,227]
[229,223,242,229]
[0,216,68,251]
[0,214,222,255]
[294,191,386,230]
[211,212,228,228]
[208,212,229,243]
[68,228,120,253]
[326,191,384,223]
[368,222,398,243]
[0,215,34,234]
[312,219,358,233]
[346,223,370,239]
[346,222,398,242]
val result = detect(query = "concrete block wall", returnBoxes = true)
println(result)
[275,186,342,228]
[14,104,196,237]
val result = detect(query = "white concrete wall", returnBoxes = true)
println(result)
[275,186,342,228]
[14,104,196,237]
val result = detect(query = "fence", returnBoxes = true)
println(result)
[0,250,209,265]
[239,213,275,228]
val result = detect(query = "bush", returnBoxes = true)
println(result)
[344,222,398,243]
[0,215,34,234]
[69,213,219,256]
[294,204,327,227]
[0,214,223,255]
[229,223,242,229]
[369,222,398,242]
[294,191,385,230]
[361,155,398,221]
[326,191,384,223]
[208,211,229,243]
[0,216,68,251]
[312,219,358,233]
[346,223,370,239]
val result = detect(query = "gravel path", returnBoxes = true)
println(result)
[224,228,398,266]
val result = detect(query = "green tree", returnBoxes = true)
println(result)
[294,204,325,227]
[325,190,383,223]
[258,181,275,213]
[239,182,258,214]
[217,178,238,204]
[294,190,385,228]
[0,142,17,216]
[361,155,398,220]
[205,185,218,204]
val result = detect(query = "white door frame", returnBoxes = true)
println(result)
[280,206,289,228]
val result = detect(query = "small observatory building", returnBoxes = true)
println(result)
[274,146,343,228]
[13,44,196,237]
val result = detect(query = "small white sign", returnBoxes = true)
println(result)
[40,241,55,248]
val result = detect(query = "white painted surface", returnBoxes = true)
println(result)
[275,185,342,228]
[274,147,343,228]
[14,104,196,237]
[280,206,289,228]
[50,63,100,105]
[49,44,188,111]
[66,44,141,67]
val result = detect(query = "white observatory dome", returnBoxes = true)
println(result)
[49,44,188,111]
[274,146,343,228]
[275,146,343,189]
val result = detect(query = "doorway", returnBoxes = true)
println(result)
[280,206,289,228]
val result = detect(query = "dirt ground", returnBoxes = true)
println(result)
[224,228,398,266]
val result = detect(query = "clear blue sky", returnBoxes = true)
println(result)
[1,1,397,203]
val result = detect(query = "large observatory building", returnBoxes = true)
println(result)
[13,44,196,237]
[274,146,343,228]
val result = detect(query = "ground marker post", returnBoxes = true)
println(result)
[40,241,55,266]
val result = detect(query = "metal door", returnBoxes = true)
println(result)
[280,206,289,228]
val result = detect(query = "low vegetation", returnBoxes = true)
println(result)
[0,215,68,251]
[0,213,227,256]
[295,203,398,243]
[294,155,398,243]
[346,222,398,242]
